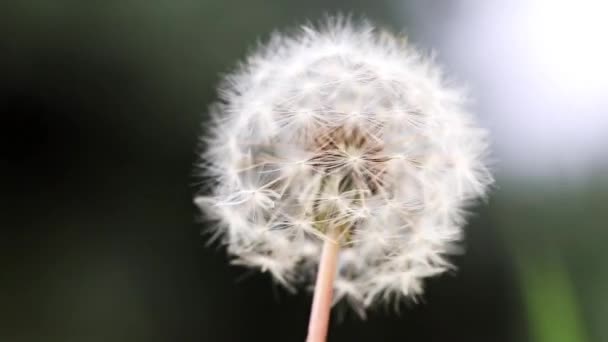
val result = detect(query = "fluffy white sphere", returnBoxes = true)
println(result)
[195,17,492,314]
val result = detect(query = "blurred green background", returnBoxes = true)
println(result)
[2,1,606,341]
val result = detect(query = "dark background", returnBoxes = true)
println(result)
[2,1,606,341]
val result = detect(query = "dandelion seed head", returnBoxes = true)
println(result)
[195,16,492,314]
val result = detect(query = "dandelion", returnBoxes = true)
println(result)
[195,16,492,342]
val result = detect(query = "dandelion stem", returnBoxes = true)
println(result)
[307,229,340,342]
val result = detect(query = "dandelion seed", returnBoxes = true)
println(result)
[195,15,492,342]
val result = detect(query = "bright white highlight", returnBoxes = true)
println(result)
[525,0,608,99]
[429,0,608,176]
[195,17,492,314]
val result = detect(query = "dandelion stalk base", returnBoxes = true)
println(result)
[307,229,340,342]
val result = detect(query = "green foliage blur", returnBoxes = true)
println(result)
[1,1,606,341]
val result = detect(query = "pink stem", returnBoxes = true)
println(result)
[306,233,340,342]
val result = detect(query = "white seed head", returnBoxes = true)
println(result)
[195,16,493,314]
